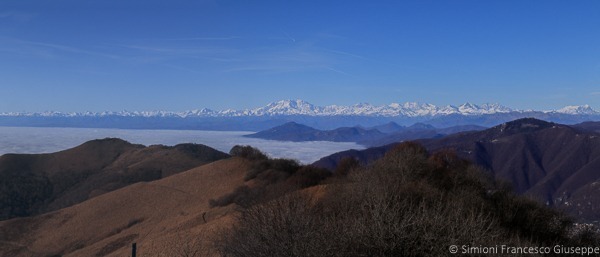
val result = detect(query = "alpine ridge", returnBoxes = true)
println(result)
[1,99,598,118]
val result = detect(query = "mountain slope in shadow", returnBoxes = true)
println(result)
[0,138,229,221]
[1,143,594,256]
[313,118,600,221]
[246,121,485,146]
[0,157,250,257]
[573,121,600,133]
[244,121,386,142]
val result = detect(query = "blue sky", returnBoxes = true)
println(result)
[1,0,599,112]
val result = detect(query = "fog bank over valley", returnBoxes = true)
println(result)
[0,126,363,163]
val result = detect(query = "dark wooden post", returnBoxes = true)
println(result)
[131,242,137,257]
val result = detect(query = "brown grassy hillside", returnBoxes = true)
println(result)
[0,157,250,257]
[0,138,229,221]
[2,142,598,257]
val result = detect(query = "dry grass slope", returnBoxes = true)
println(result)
[0,157,250,257]
[0,138,229,221]
[2,141,599,257]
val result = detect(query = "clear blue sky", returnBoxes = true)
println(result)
[1,0,599,112]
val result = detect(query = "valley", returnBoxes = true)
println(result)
[1,118,600,256]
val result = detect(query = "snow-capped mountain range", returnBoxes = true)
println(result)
[1,100,598,118]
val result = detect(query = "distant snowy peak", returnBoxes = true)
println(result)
[0,100,597,118]
[322,102,513,117]
[554,105,599,115]
[456,102,513,115]
[250,99,322,116]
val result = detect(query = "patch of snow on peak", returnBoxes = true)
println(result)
[555,105,598,115]
[0,100,596,118]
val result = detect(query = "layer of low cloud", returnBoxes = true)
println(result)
[0,127,363,164]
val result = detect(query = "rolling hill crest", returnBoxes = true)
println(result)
[0,138,229,221]
[314,118,600,221]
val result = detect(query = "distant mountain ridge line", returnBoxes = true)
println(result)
[311,118,600,222]
[1,100,598,118]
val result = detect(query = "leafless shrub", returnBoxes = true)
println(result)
[229,145,268,161]
[209,185,261,208]
[287,166,330,188]
[333,157,360,176]
[211,154,330,209]
[213,142,580,256]
[214,193,332,257]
